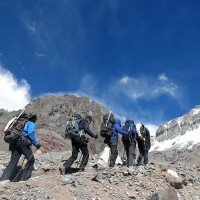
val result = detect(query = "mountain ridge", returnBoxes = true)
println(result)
[156,105,200,142]
[0,94,106,153]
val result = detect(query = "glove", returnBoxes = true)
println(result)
[36,143,41,149]
[128,132,132,137]
[94,134,98,139]
[138,136,145,141]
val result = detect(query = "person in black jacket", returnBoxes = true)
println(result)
[136,123,151,165]
[59,115,98,174]
[121,120,137,167]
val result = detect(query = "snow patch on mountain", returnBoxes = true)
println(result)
[150,126,200,152]
[176,117,182,126]
[191,107,200,115]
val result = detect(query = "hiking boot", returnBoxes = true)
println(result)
[78,168,85,172]
[144,163,149,169]
[136,163,141,166]
[59,166,66,175]
[128,166,135,174]
[144,161,148,165]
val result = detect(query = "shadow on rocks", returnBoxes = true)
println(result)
[65,167,79,174]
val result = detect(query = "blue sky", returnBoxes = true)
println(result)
[0,0,200,135]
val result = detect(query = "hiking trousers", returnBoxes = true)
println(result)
[122,139,136,167]
[107,140,118,168]
[0,139,35,181]
[64,137,89,170]
[137,140,149,165]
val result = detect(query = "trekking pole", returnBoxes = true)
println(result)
[76,153,83,169]
[78,152,89,171]
[122,149,125,166]
[16,109,26,119]
[105,110,112,127]
[12,149,37,182]
[12,156,26,182]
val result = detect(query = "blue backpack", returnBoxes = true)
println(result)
[122,119,136,142]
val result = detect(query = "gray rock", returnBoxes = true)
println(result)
[0,180,10,188]
[148,186,178,200]
[170,178,183,189]
[92,172,104,183]
[43,164,51,171]
[123,171,129,176]
[192,196,200,200]
[77,179,86,186]
[61,175,75,184]
[128,194,137,199]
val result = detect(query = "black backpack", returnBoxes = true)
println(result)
[4,110,28,144]
[65,113,83,139]
[139,124,151,148]
[100,112,115,138]
[140,124,149,138]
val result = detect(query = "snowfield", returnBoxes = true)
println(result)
[150,127,200,152]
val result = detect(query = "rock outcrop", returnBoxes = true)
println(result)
[156,105,200,142]
[0,94,106,153]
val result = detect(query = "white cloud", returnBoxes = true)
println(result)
[158,73,168,81]
[131,92,145,100]
[0,65,31,111]
[35,52,45,57]
[42,73,162,133]
[145,123,159,136]
[152,83,178,98]
[79,74,97,96]
[120,76,129,84]
[115,74,181,101]
[26,22,37,33]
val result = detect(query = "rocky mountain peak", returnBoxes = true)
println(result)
[0,94,106,153]
[156,105,200,142]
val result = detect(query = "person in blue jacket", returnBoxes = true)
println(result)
[105,119,129,168]
[0,113,41,182]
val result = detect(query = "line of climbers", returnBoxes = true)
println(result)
[0,109,151,182]
[99,112,151,169]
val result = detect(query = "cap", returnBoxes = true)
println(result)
[28,112,37,120]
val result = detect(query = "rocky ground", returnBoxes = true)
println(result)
[0,150,200,200]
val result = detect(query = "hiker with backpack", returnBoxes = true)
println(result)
[104,118,129,168]
[59,114,98,174]
[135,123,151,165]
[0,112,41,182]
[122,119,137,168]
